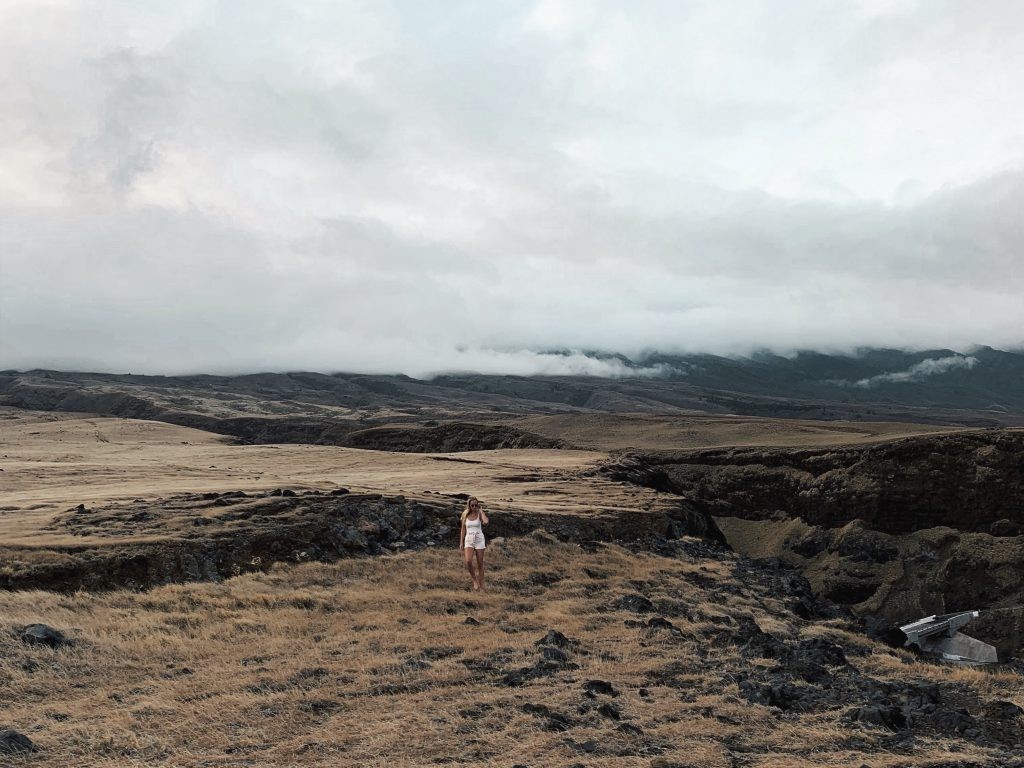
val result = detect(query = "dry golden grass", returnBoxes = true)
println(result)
[509,412,967,452]
[2,536,1018,768]
[0,408,666,548]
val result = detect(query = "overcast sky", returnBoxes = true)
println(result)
[1,0,1022,376]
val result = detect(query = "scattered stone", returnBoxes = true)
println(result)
[528,571,564,587]
[464,617,481,626]
[502,654,580,686]
[540,646,570,663]
[330,488,350,496]
[787,528,831,558]
[645,616,680,635]
[990,518,1021,537]
[735,617,788,659]
[420,646,462,661]
[521,702,575,731]
[616,594,656,613]
[0,730,36,755]
[20,623,68,648]
[987,700,1024,720]
[846,704,908,730]
[832,525,899,564]
[299,699,342,715]
[535,629,573,648]
[583,680,618,697]
[565,741,598,757]
[281,489,296,497]
[793,637,847,667]
[597,702,621,720]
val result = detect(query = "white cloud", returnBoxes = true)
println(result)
[842,355,981,388]
[1,1,1023,376]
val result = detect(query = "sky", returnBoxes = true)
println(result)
[1,0,1023,377]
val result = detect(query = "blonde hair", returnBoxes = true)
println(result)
[460,496,480,525]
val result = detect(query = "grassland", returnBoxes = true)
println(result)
[2,407,1022,767]
[3,535,1021,767]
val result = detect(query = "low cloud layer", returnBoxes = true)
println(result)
[2,2,1023,376]
[843,354,980,388]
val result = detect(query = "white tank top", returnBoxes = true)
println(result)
[465,515,482,532]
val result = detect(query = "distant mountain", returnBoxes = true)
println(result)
[2,347,1023,428]
[630,346,1024,413]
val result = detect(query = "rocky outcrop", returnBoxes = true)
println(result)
[717,515,1024,656]
[20,623,69,648]
[600,431,1024,656]
[341,423,566,452]
[601,430,1024,534]
[1,490,723,593]
[1,492,456,592]
[0,730,36,755]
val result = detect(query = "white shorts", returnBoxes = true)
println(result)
[464,530,486,550]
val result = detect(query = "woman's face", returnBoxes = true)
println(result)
[470,500,480,512]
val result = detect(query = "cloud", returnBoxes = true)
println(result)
[840,355,981,388]
[1,1,1023,376]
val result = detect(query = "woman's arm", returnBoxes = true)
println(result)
[459,522,466,549]
[480,508,489,525]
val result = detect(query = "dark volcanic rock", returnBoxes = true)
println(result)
[535,629,574,648]
[846,703,908,730]
[735,618,788,660]
[793,637,847,667]
[20,623,68,648]
[343,422,567,452]
[603,431,1024,534]
[0,730,36,755]
[616,594,656,613]
[645,617,680,635]
[583,680,619,697]
[521,702,575,731]
[991,518,1021,537]
[0,494,459,592]
[739,676,820,712]
[987,700,1024,720]
[540,646,570,663]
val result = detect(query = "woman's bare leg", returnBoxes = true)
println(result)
[474,549,485,590]
[463,546,479,589]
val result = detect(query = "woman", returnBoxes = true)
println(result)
[459,496,489,591]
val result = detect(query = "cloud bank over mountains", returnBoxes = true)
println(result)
[839,354,981,388]
[1,1,1023,376]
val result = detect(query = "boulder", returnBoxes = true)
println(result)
[616,594,655,613]
[535,629,573,648]
[20,623,68,648]
[0,730,36,755]
[990,519,1020,537]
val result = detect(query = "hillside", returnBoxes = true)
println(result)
[3,347,1024,433]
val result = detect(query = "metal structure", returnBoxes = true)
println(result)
[900,610,998,664]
